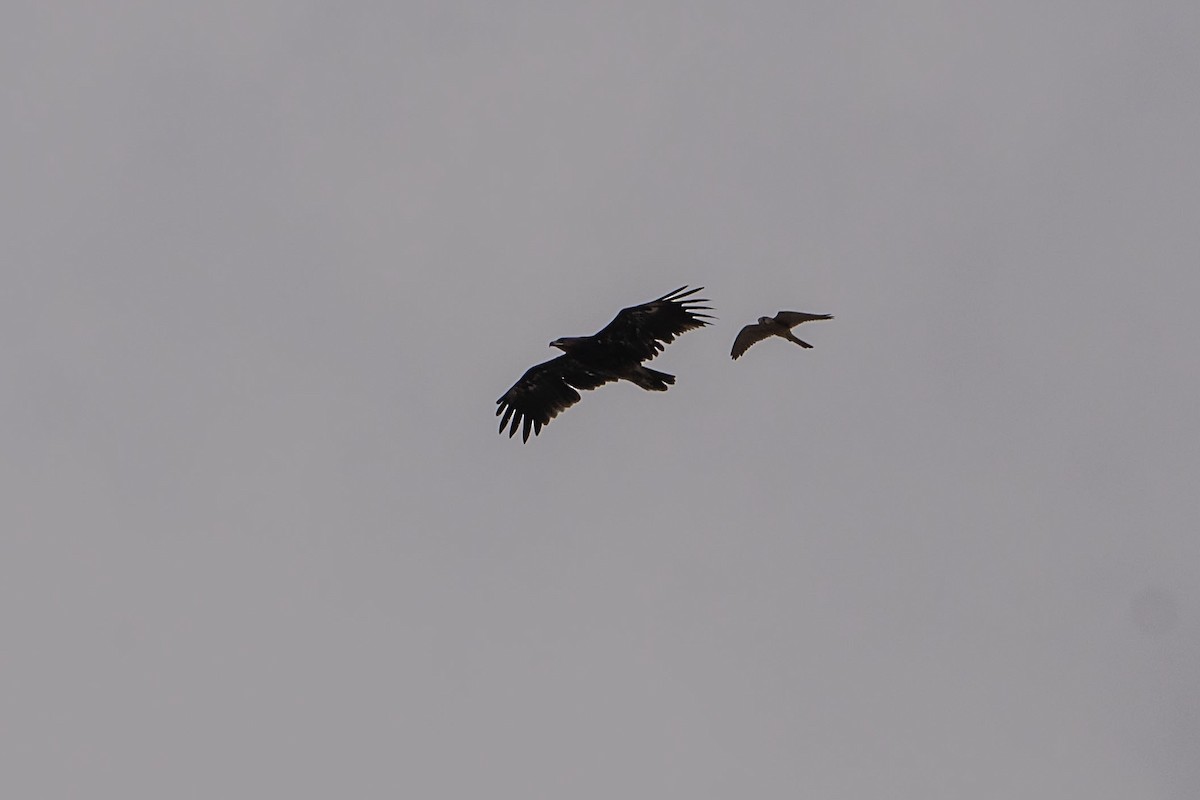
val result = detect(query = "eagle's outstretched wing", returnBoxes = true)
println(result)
[773,311,833,328]
[730,323,774,360]
[592,286,713,362]
[495,356,617,442]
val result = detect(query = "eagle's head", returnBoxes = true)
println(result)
[758,316,774,326]
[550,336,587,352]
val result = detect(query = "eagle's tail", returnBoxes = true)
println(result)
[629,366,675,391]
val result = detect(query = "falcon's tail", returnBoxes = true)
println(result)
[628,366,675,391]
[784,332,814,349]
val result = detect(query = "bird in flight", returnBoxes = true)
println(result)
[730,310,833,359]
[496,286,713,441]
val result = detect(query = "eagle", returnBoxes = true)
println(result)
[496,286,713,441]
[730,311,833,359]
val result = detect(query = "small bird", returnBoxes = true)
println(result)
[731,311,833,359]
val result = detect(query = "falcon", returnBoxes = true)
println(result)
[496,286,713,441]
[730,311,832,360]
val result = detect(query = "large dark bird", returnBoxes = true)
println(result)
[496,286,713,441]
[730,311,833,359]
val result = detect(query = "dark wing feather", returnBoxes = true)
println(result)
[495,355,615,442]
[773,311,833,328]
[730,323,775,360]
[592,285,714,362]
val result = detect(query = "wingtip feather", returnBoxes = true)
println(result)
[668,285,704,301]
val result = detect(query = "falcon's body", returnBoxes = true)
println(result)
[497,286,712,441]
[731,311,832,359]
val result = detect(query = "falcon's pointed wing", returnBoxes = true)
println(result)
[495,356,616,442]
[730,323,775,360]
[592,286,713,362]
[773,311,833,328]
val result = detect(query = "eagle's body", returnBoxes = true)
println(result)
[730,311,832,359]
[497,286,712,441]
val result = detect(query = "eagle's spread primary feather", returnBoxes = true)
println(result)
[496,286,712,441]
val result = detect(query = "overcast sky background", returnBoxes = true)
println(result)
[4,2,1199,797]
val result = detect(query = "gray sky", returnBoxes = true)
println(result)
[4,1,1199,796]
